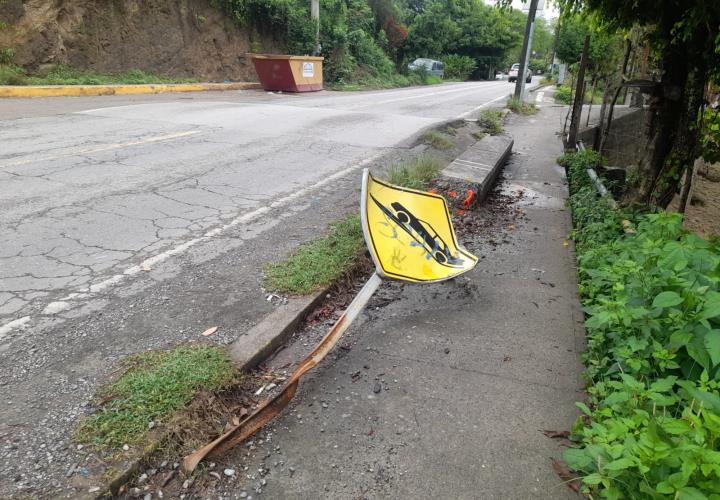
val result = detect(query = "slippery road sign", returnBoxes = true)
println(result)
[361,169,477,283]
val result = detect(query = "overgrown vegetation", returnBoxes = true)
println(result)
[506,97,538,115]
[477,109,504,135]
[560,148,720,498]
[0,65,194,86]
[423,130,454,150]
[75,346,235,449]
[214,0,554,87]
[264,215,365,294]
[386,154,442,189]
[554,84,573,104]
[264,153,443,294]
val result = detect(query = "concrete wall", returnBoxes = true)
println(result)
[579,108,647,166]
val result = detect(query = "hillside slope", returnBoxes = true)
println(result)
[0,0,280,81]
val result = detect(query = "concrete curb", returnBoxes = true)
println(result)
[228,288,330,368]
[442,133,514,202]
[0,82,262,98]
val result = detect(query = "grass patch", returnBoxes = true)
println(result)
[387,155,442,190]
[75,346,235,449]
[477,109,504,135]
[264,215,365,295]
[264,154,443,294]
[423,130,454,150]
[506,97,539,115]
[472,131,487,141]
[0,65,195,86]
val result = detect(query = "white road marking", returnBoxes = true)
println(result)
[0,130,202,168]
[0,152,383,338]
[346,83,507,109]
[455,94,509,119]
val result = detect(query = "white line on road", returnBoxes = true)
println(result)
[0,152,383,339]
[0,130,202,168]
[346,82,507,109]
[455,93,509,119]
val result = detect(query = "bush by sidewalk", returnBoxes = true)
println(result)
[561,149,720,499]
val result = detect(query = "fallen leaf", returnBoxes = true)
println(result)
[142,266,153,272]
[232,416,240,426]
[201,326,219,337]
[447,191,458,198]
[563,240,569,247]
[551,459,581,493]
[239,407,249,418]
[542,430,570,439]
[508,224,516,230]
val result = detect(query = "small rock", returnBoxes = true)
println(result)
[76,444,83,450]
[144,494,152,500]
[224,468,236,477]
[122,444,130,451]
[148,421,155,430]
[88,487,101,493]
[157,491,164,499]
[373,382,382,394]
[129,487,143,498]
[240,492,248,498]
[209,471,221,480]
[182,479,192,489]
[138,473,148,483]
[289,467,296,476]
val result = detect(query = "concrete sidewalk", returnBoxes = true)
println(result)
[196,104,585,499]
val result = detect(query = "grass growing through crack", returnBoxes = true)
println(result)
[264,155,443,294]
[387,155,442,190]
[75,346,235,449]
[477,109,504,135]
[423,130,454,150]
[264,215,366,294]
[506,97,539,115]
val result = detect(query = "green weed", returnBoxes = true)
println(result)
[264,215,365,295]
[22,66,195,86]
[0,64,26,85]
[386,155,442,190]
[555,85,573,104]
[562,149,720,498]
[477,110,504,135]
[423,130,454,150]
[75,346,235,449]
[506,97,539,115]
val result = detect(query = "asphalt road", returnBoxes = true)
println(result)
[0,79,533,334]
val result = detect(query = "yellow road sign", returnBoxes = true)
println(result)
[361,169,477,283]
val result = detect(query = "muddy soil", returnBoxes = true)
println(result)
[0,0,280,81]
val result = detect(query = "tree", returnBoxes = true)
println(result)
[556,0,720,208]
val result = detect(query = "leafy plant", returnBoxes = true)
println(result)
[561,149,720,498]
[386,154,442,190]
[477,110,504,135]
[423,130,453,150]
[0,47,13,65]
[442,54,476,80]
[506,97,539,115]
[555,84,573,104]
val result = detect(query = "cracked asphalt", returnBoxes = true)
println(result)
[0,80,536,497]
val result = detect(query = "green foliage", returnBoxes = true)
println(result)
[506,97,538,115]
[562,149,720,498]
[477,109,503,135]
[700,108,720,165]
[386,154,442,190]
[0,47,13,64]
[264,215,365,294]
[423,130,454,150]
[20,66,194,85]
[442,54,476,80]
[0,64,25,85]
[75,346,235,448]
[555,14,624,77]
[555,84,573,104]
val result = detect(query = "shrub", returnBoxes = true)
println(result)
[423,130,453,150]
[555,84,573,104]
[506,97,538,115]
[562,149,720,499]
[0,47,14,65]
[477,110,503,135]
[0,65,26,85]
[443,54,476,80]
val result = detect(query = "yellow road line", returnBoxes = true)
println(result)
[0,82,261,98]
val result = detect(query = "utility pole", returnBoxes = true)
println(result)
[311,0,320,55]
[513,0,539,101]
[567,34,590,147]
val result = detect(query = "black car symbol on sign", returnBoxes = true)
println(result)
[369,194,464,268]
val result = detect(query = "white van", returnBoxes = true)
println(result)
[408,58,445,78]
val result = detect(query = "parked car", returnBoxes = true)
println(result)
[508,63,532,83]
[408,58,445,78]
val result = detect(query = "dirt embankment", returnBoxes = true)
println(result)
[0,0,281,81]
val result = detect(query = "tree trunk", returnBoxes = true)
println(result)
[622,40,706,208]
[586,77,597,128]
[594,78,611,150]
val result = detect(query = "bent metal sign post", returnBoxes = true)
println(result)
[183,168,477,471]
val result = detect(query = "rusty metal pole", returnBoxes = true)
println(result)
[567,34,590,147]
